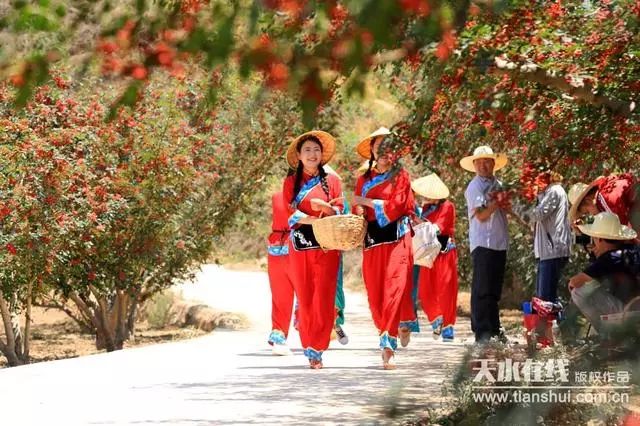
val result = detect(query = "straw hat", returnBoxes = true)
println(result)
[286,130,336,169]
[411,173,450,199]
[459,146,508,173]
[568,177,604,223]
[577,212,637,241]
[568,183,589,205]
[356,127,391,159]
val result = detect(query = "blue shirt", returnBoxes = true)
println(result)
[464,175,509,252]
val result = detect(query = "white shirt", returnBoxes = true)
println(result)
[465,175,509,252]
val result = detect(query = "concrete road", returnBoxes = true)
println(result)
[0,265,472,425]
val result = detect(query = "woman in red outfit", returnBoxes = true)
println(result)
[266,190,295,356]
[283,130,343,369]
[353,127,415,370]
[412,173,459,342]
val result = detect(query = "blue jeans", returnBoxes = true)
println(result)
[536,257,569,303]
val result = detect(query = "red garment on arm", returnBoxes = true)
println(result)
[284,172,344,224]
[268,191,290,245]
[423,200,456,236]
[354,169,415,224]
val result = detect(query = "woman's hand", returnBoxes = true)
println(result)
[353,195,374,208]
[354,205,365,216]
[568,273,591,291]
[310,198,331,211]
[311,198,340,216]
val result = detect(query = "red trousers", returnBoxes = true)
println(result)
[267,254,295,337]
[418,249,458,328]
[399,271,418,330]
[288,241,340,354]
[362,233,413,339]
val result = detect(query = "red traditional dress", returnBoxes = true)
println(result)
[266,191,295,346]
[418,200,459,340]
[355,168,415,352]
[283,172,343,362]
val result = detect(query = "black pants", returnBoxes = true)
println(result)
[471,247,507,342]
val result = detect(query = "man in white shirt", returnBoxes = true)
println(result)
[461,146,509,343]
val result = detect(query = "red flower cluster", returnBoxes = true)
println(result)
[399,0,430,17]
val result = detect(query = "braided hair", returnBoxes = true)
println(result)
[288,135,330,205]
[318,164,330,197]
[364,144,376,179]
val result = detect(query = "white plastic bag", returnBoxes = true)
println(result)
[412,221,441,268]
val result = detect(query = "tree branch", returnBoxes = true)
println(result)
[494,59,636,117]
[68,291,101,331]
[36,298,93,333]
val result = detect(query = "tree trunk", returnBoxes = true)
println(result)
[65,286,143,352]
[0,294,26,367]
[23,278,33,359]
[126,297,139,343]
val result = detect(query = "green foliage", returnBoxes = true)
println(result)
[419,342,631,425]
[0,64,300,352]
[144,290,175,329]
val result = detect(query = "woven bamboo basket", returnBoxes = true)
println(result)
[312,214,367,251]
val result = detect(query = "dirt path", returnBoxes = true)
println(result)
[0,265,472,425]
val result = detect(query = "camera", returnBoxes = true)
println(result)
[573,233,592,245]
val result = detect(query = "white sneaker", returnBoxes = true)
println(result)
[335,325,349,345]
[272,344,293,356]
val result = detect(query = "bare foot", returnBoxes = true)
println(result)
[309,359,323,370]
[382,348,396,370]
[399,327,411,348]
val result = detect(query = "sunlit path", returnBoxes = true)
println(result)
[0,266,472,425]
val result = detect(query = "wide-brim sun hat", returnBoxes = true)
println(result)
[459,145,508,173]
[356,127,392,159]
[568,182,589,206]
[411,173,450,199]
[577,211,637,240]
[286,130,337,169]
[568,176,605,223]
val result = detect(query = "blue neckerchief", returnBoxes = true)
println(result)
[421,203,439,219]
[293,176,321,208]
[362,171,391,197]
[414,204,423,217]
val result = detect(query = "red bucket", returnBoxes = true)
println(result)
[523,313,538,331]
